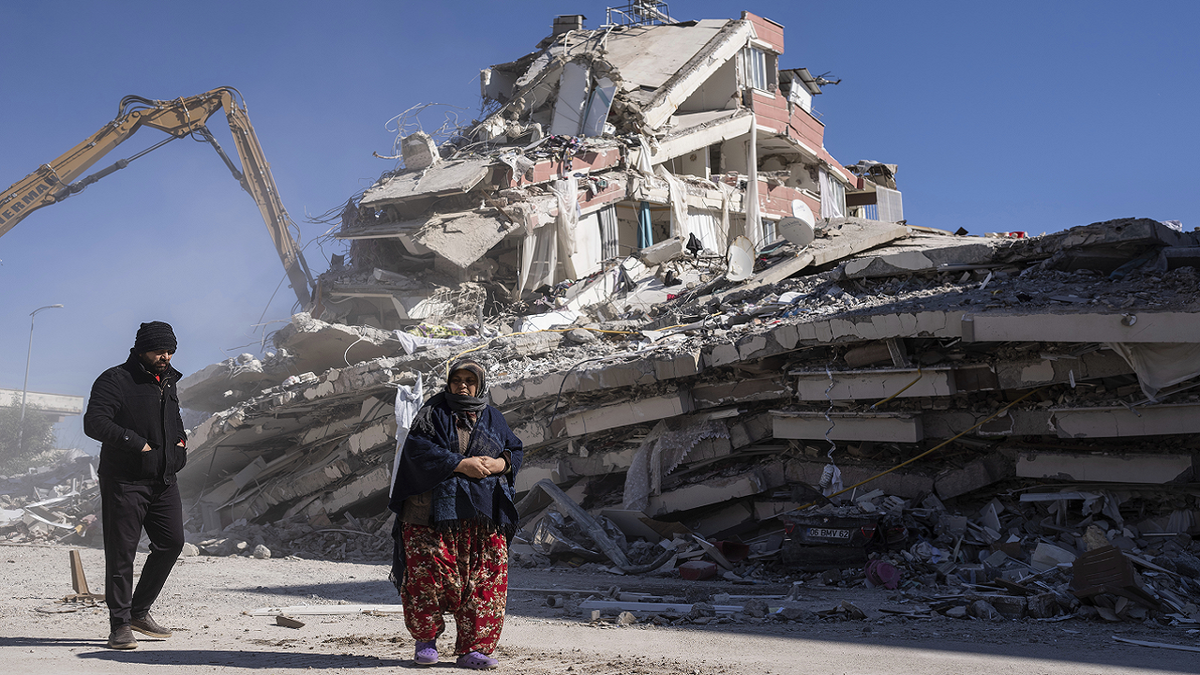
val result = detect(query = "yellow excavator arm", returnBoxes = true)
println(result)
[0,87,313,306]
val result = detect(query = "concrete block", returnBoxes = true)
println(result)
[692,377,790,409]
[553,391,691,437]
[653,350,701,380]
[935,451,1015,500]
[645,463,786,517]
[728,413,773,449]
[773,324,799,350]
[1052,402,1200,438]
[706,343,741,368]
[974,312,1200,344]
[1017,451,1193,484]
[794,367,955,401]
[737,335,772,360]
[773,411,923,443]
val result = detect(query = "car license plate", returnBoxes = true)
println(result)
[808,527,851,540]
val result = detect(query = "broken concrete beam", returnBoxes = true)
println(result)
[359,156,491,206]
[400,132,440,171]
[644,462,786,517]
[493,330,565,359]
[513,465,561,493]
[793,367,956,401]
[1052,402,1200,438]
[637,237,684,265]
[921,409,1054,439]
[773,411,923,443]
[809,218,910,267]
[559,445,638,479]
[842,236,1000,279]
[178,354,273,413]
[992,350,1133,390]
[691,376,790,409]
[728,413,774,449]
[788,311,966,346]
[550,391,692,438]
[1045,217,1192,251]
[273,313,400,376]
[287,465,392,520]
[1016,451,1193,484]
[492,350,702,408]
[934,450,1016,500]
[972,312,1200,344]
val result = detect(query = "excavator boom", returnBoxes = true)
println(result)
[0,87,313,306]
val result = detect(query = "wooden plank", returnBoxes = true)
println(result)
[70,549,90,596]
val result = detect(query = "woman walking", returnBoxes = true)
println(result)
[389,359,523,670]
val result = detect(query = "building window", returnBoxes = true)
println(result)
[740,47,773,92]
[598,205,620,260]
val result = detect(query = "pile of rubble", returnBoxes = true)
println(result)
[162,213,1200,625]
[0,449,100,545]
[8,8,1198,630]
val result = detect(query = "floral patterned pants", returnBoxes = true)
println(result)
[401,521,508,655]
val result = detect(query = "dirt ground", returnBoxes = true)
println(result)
[2,542,1199,675]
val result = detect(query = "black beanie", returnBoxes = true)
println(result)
[132,321,177,354]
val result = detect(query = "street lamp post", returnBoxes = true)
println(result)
[17,304,64,454]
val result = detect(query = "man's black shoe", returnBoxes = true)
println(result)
[130,612,172,638]
[107,625,138,649]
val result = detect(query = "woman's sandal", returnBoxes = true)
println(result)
[415,640,438,666]
[456,651,499,670]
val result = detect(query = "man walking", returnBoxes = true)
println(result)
[84,321,188,649]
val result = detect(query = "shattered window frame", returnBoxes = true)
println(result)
[740,46,773,93]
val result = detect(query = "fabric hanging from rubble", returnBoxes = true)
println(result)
[655,165,687,239]
[519,220,558,296]
[819,169,845,220]
[553,176,581,278]
[1104,342,1200,400]
[745,120,763,249]
[636,135,654,174]
[717,180,735,245]
[389,378,424,498]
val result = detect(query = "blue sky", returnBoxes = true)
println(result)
[1,1,1196,453]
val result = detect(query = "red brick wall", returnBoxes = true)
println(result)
[741,11,784,54]
[751,91,788,135]
[788,107,825,152]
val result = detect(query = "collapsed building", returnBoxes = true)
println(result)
[5,5,1198,624]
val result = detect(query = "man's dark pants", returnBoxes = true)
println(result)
[99,477,184,629]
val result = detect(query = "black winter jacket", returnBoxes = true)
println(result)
[84,353,187,484]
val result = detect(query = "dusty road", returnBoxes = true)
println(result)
[2,543,1198,674]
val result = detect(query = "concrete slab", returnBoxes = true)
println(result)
[692,376,790,409]
[842,235,1000,279]
[934,451,1016,500]
[971,312,1200,344]
[1016,451,1193,484]
[552,391,692,438]
[1052,402,1200,438]
[773,411,924,443]
[359,157,491,206]
[645,462,785,517]
[793,367,956,401]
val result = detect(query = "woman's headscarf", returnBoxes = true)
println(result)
[445,359,487,415]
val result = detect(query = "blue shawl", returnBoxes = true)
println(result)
[388,392,523,588]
